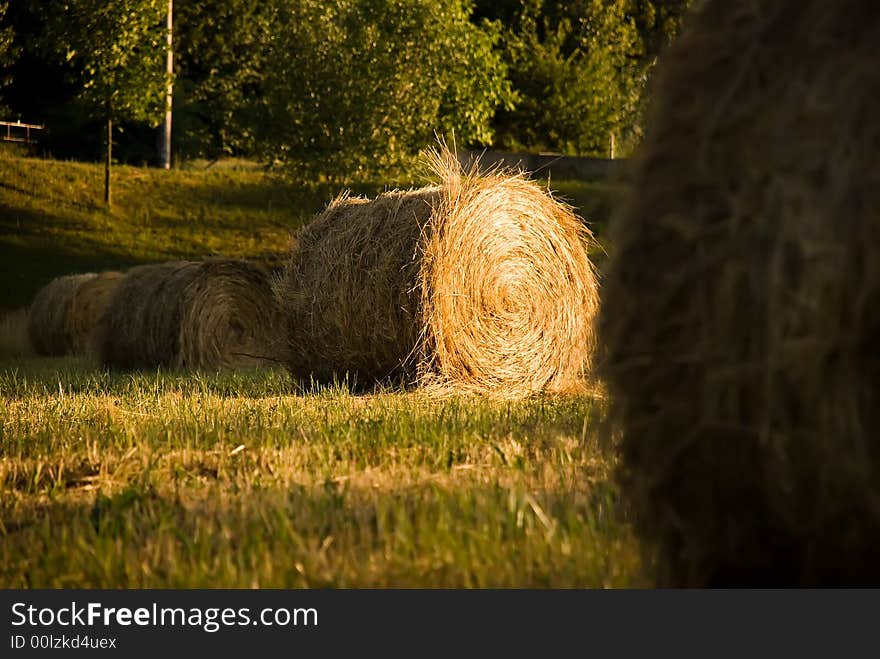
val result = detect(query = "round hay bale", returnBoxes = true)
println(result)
[177,259,283,370]
[278,149,598,396]
[27,273,97,355]
[99,260,282,371]
[65,270,124,356]
[598,0,880,585]
[98,261,202,370]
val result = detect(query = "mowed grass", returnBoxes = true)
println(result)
[0,352,639,588]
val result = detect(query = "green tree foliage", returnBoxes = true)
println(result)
[500,1,641,156]
[2,0,695,174]
[259,0,513,181]
[630,0,693,60]
[42,0,168,125]
[0,0,18,113]
[40,0,169,201]
[484,0,692,157]
[174,0,275,158]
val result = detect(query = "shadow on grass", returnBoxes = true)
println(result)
[0,204,290,310]
[0,356,295,399]
[157,177,393,223]
[0,227,152,310]
[0,478,635,587]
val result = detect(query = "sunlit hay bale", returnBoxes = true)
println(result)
[65,271,124,356]
[27,273,97,355]
[177,259,283,370]
[598,0,880,586]
[98,261,201,370]
[278,148,599,396]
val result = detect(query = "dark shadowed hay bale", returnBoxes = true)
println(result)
[99,261,201,370]
[99,260,282,371]
[278,149,598,397]
[0,308,31,356]
[27,273,97,355]
[177,259,283,370]
[599,0,880,586]
[65,271,124,356]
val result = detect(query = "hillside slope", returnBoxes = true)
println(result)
[0,154,324,309]
[0,151,617,310]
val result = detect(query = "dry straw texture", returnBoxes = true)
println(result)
[177,259,283,370]
[599,0,880,585]
[0,308,30,356]
[65,271,124,356]
[99,260,281,371]
[27,273,97,355]
[278,148,598,397]
[99,261,201,370]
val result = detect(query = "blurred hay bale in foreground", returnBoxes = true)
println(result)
[599,0,880,585]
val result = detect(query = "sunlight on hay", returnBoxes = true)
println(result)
[278,146,599,398]
[178,259,284,370]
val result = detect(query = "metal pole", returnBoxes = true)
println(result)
[105,115,112,205]
[160,0,173,169]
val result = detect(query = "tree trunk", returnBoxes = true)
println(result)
[104,115,112,206]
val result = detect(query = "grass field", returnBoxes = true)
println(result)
[0,151,638,588]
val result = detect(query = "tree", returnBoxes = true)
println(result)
[41,0,169,204]
[173,0,275,159]
[0,0,19,114]
[497,1,641,156]
[481,0,693,157]
[630,0,693,60]
[259,0,513,181]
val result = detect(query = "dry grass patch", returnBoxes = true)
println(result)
[0,362,636,587]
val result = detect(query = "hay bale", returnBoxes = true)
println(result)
[99,260,281,371]
[598,0,880,585]
[278,149,598,396]
[65,271,124,356]
[0,308,32,356]
[177,259,283,370]
[27,273,97,355]
[98,261,200,370]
